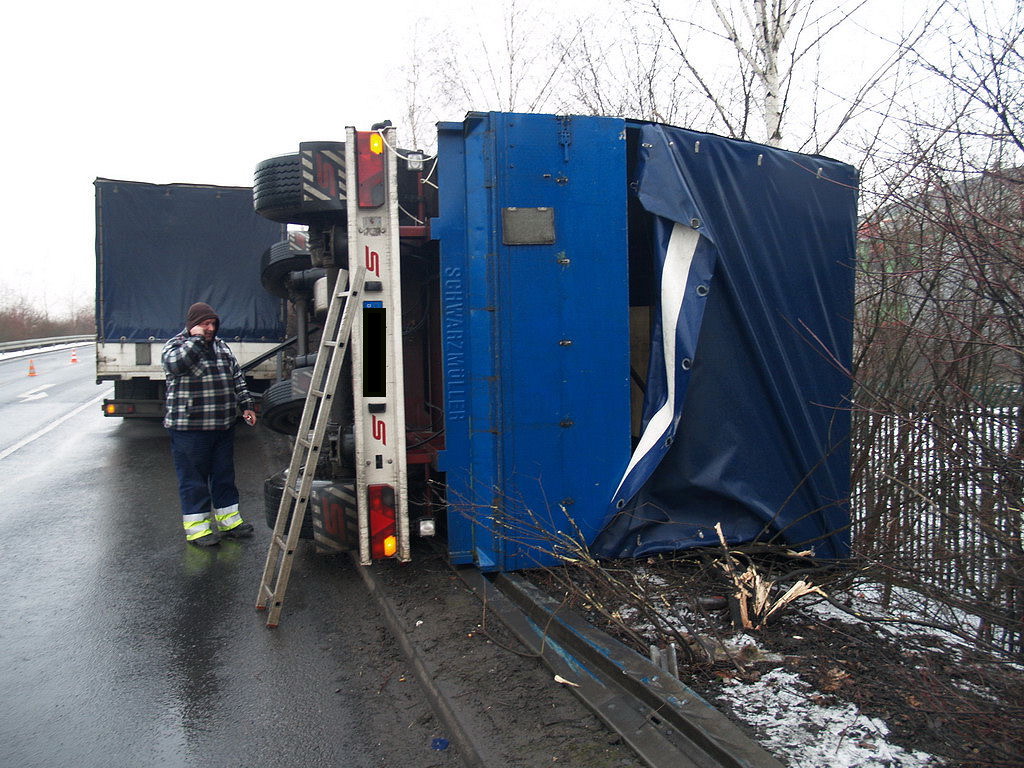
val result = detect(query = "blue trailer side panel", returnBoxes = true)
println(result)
[436,113,632,571]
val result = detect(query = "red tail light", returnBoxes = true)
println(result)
[368,484,397,558]
[356,131,385,209]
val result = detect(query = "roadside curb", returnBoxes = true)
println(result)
[353,556,488,768]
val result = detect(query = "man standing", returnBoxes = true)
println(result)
[162,301,257,547]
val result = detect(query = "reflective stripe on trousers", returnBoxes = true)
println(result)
[183,513,213,541]
[214,503,243,531]
[167,427,238,519]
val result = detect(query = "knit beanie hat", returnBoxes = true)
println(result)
[186,302,219,332]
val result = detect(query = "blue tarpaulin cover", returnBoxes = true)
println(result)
[592,124,858,560]
[95,179,284,341]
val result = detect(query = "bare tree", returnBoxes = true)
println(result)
[397,0,925,155]
[852,0,1024,655]
[634,0,934,153]
[399,0,583,141]
[555,14,698,125]
[401,28,430,151]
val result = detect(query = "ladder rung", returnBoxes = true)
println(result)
[310,388,325,398]
[274,534,288,550]
[260,584,274,600]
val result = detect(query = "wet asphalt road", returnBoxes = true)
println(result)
[0,347,455,768]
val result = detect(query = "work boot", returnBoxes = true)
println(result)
[220,522,254,539]
[189,532,221,547]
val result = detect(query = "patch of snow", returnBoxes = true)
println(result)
[0,342,85,361]
[800,586,979,656]
[625,577,984,765]
[951,677,1001,702]
[714,668,942,767]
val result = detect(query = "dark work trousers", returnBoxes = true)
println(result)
[167,428,239,520]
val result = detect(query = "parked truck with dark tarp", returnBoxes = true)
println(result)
[94,178,286,417]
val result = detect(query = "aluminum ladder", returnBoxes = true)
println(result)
[256,262,366,627]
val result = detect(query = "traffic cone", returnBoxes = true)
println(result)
[70,349,78,363]
[27,359,37,377]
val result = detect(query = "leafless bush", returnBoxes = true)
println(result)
[440,479,849,676]
[852,0,1024,655]
[0,287,93,342]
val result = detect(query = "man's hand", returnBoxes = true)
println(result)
[243,410,257,426]
[190,319,217,340]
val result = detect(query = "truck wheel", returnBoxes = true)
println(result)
[264,471,315,539]
[253,154,305,224]
[253,150,346,225]
[260,379,305,435]
[261,240,312,299]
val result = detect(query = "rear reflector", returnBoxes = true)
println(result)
[368,484,397,559]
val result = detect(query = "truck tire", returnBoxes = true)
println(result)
[260,378,305,435]
[253,154,305,224]
[253,149,346,225]
[264,471,315,539]
[261,240,312,299]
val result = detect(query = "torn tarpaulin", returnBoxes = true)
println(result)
[593,123,858,560]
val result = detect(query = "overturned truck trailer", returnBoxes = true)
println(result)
[257,112,858,570]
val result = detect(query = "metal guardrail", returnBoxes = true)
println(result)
[485,572,785,768]
[358,550,784,768]
[0,335,95,353]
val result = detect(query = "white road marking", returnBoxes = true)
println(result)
[19,384,56,402]
[0,390,113,461]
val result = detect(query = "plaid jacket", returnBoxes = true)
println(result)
[162,330,254,430]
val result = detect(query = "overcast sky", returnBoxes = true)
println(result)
[0,0,954,316]
[0,0,456,314]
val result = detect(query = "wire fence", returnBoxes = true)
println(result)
[851,384,1024,656]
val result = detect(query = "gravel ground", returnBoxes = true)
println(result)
[370,548,646,768]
